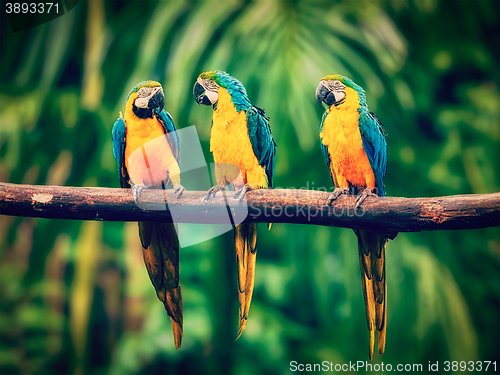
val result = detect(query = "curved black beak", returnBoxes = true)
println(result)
[148,87,164,112]
[316,82,343,107]
[316,83,329,107]
[193,81,212,105]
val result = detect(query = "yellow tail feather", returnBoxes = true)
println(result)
[377,280,387,355]
[355,229,387,360]
[235,223,258,339]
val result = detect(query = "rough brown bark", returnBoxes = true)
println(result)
[0,182,498,239]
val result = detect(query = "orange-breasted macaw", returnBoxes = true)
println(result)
[193,70,276,338]
[316,75,388,359]
[112,81,184,349]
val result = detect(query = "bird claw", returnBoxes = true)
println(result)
[173,184,185,199]
[234,184,254,203]
[203,184,225,204]
[132,184,146,204]
[326,187,349,205]
[355,188,377,209]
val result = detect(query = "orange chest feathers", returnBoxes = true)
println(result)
[320,88,375,189]
[123,98,179,187]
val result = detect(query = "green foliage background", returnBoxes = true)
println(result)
[0,0,498,374]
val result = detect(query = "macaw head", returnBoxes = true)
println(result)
[126,81,164,119]
[316,75,366,108]
[193,71,220,106]
[193,70,250,112]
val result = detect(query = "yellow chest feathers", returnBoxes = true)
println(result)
[210,88,267,187]
[320,87,363,151]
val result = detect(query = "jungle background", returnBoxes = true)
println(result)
[0,0,499,374]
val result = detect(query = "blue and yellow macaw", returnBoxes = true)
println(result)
[112,81,184,349]
[193,71,276,338]
[316,75,388,359]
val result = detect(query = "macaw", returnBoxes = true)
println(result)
[193,70,276,338]
[316,75,388,359]
[112,81,184,349]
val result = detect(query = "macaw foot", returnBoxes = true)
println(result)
[355,188,377,209]
[173,184,185,199]
[234,184,254,203]
[203,184,226,204]
[132,184,146,204]
[326,187,350,205]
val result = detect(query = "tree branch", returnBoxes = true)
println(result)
[0,182,498,239]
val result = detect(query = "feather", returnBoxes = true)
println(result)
[246,106,276,187]
[202,71,276,340]
[111,116,130,188]
[355,229,387,359]
[112,81,183,349]
[235,223,258,339]
[359,111,388,196]
[319,111,331,170]
[140,222,183,349]
[157,109,180,166]
[318,75,389,359]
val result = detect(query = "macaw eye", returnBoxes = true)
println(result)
[137,87,151,97]
[330,80,346,91]
[202,79,219,92]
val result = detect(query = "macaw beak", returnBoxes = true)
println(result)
[315,83,330,107]
[148,87,164,112]
[193,81,212,105]
[316,81,344,107]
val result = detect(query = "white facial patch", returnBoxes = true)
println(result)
[333,91,346,103]
[205,89,219,104]
[198,77,220,104]
[134,97,149,108]
[323,80,347,104]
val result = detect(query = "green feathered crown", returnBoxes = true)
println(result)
[126,80,161,102]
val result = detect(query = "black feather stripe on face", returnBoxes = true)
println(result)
[132,103,154,119]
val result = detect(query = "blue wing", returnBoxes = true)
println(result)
[246,105,276,188]
[156,109,180,166]
[319,111,331,169]
[111,116,130,188]
[359,110,388,197]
